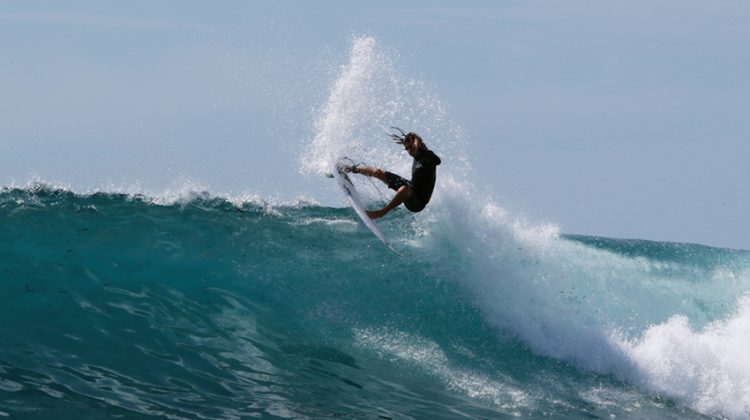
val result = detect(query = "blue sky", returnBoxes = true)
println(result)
[1,1,749,249]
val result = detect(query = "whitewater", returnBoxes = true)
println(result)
[2,36,750,419]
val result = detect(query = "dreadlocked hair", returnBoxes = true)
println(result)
[388,127,424,147]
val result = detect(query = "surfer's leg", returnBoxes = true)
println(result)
[356,167,412,193]
[352,166,389,184]
[367,185,412,219]
[391,184,412,204]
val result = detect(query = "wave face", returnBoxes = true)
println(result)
[2,186,750,419]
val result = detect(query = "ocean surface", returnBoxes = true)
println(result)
[1,185,749,419]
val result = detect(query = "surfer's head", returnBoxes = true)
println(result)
[388,127,424,157]
[403,132,423,157]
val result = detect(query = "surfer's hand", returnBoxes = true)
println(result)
[366,209,386,219]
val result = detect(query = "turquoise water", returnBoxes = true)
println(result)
[2,186,749,419]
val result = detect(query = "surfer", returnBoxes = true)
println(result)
[344,128,441,219]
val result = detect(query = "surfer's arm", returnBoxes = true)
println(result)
[367,185,411,219]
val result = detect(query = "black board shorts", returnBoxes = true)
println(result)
[384,171,427,212]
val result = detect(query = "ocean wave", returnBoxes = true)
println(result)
[2,185,749,418]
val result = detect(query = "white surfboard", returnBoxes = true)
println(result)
[331,159,400,256]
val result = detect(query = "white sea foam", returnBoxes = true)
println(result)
[353,327,534,413]
[291,217,358,229]
[614,294,750,418]
[429,186,750,418]
[300,35,469,203]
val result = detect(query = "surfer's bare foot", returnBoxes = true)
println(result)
[366,209,386,219]
[338,163,359,174]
